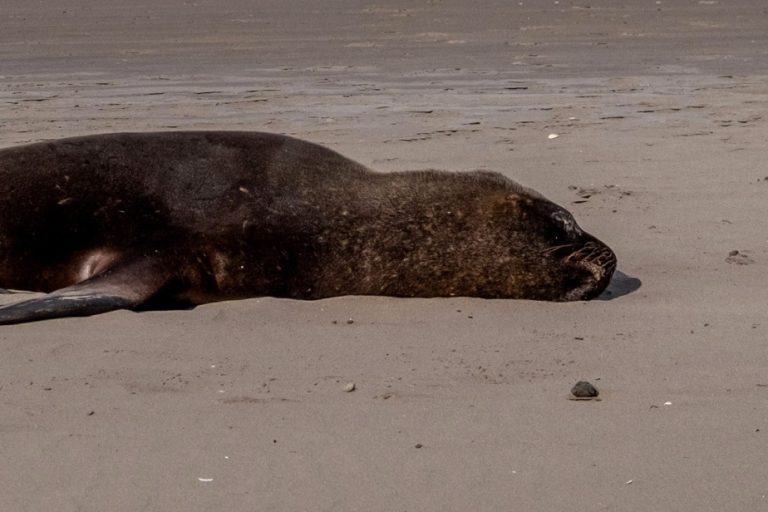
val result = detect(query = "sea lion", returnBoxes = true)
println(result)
[0,131,616,325]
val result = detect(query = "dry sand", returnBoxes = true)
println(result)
[2,1,768,510]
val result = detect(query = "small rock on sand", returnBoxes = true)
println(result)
[570,380,599,398]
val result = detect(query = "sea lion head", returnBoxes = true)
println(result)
[498,188,617,301]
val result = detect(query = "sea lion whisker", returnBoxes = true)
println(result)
[542,243,578,255]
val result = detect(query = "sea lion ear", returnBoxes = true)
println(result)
[502,193,520,206]
[503,193,531,208]
[490,193,526,216]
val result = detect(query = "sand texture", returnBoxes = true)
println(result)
[2,1,768,510]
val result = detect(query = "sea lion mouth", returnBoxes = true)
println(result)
[560,240,617,300]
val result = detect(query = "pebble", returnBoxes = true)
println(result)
[570,380,599,398]
[343,382,356,392]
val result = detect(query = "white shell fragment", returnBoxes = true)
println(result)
[547,133,559,139]
[198,478,214,482]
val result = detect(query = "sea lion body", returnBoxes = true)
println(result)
[0,131,616,324]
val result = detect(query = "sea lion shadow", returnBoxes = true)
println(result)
[595,270,641,300]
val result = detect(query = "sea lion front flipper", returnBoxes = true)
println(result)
[0,256,175,325]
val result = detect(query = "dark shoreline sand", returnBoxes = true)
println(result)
[2,1,768,510]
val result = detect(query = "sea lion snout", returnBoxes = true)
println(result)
[561,236,617,300]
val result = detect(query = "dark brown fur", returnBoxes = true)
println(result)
[0,131,616,324]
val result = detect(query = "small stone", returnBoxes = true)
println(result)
[414,443,423,449]
[571,380,599,398]
[343,382,356,392]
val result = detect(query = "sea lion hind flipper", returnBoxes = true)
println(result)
[0,293,136,325]
[0,257,175,325]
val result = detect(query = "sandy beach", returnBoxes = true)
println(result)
[2,1,768,510]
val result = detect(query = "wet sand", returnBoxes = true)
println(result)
[2,1,768,510]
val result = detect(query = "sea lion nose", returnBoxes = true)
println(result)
[561,235,617,300]
[590,234,617,268]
